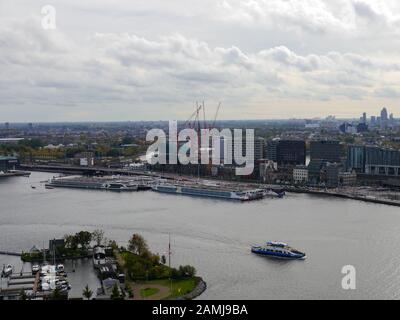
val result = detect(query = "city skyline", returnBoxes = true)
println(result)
[1,1,400,121]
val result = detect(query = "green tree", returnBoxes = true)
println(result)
[128,234,149,256]
[50,288,64,300]
[92,229,105,247]
[75,231,92,250]
[19,289,28,300]
[179,265,196,278]
[161,255,167,265]
[110,283,122,300]
[82,284,93,300]
[64,234,78,250]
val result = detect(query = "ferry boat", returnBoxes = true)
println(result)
[152,183,265,201]
[45,177,138,192]
[251,242,306,260]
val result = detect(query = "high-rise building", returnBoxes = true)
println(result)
[380,108,389,129]
[276,140,306,166]
[381,108,388,121]
[310,140,342,163]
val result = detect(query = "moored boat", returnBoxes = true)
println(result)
[251,241,306,260]
[2,264,13,277]
[152,182,265,201]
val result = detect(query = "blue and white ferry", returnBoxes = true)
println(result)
[251,241,306,260]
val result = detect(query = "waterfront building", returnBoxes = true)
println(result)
[339,171,357,186]
[0,156,18,172]
[276,140,306,166]
[347,145,366,173]
[365,146,400,176]
[347,145,400,177]
[254,137,266,161]
[265,139,279,162]
[310,140,342,163]
[325,163,340,187]
[307,159,328,185]
[293,166,308,183]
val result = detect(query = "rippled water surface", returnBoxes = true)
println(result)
[1,172,400,299]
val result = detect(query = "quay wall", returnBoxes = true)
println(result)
[286,188,400,207]
[173,277,207,300]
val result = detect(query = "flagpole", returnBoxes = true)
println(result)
[169,233,172,293]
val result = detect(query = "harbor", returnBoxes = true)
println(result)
[1,172,400,299]
[0,230,205,300]
[40,173,285,202]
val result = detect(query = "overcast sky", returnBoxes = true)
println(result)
[1,0,399,121]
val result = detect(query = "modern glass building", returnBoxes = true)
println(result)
[347,145,366,173]
[346,145,400,176]
[0,156,18,172]
[276,140,306,166]
[310,140,342,163]
[365,146,400,176]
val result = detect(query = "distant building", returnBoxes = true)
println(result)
[347,145,366,173]
[293,166,308,183]
[380,107,389,129]
[276,140,306,166]
[310,140,342,163]
[0,138,24,145]
[75,152,95,167]
[362,112,367,124]
[254,137,266,161]
[265,140,279,162]
[325,163,340,187]
[356,123,369,133]
[0,156,18,172]
[347,145,400,176]
[339,171,357,186]
[339,123,357,134]
[365,146,400,176]
[307,159,327,184]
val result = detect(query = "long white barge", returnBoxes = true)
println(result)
[152,182,279,201]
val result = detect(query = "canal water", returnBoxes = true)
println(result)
[1,172,400,300]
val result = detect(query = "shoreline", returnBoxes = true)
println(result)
[172,277,207,300]
[286,188,400,207]
[17,167,400,207]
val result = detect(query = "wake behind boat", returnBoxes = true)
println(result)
[251,241,306,260]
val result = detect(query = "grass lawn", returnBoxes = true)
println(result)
[140,287,160,298]
[147,278,197,299]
